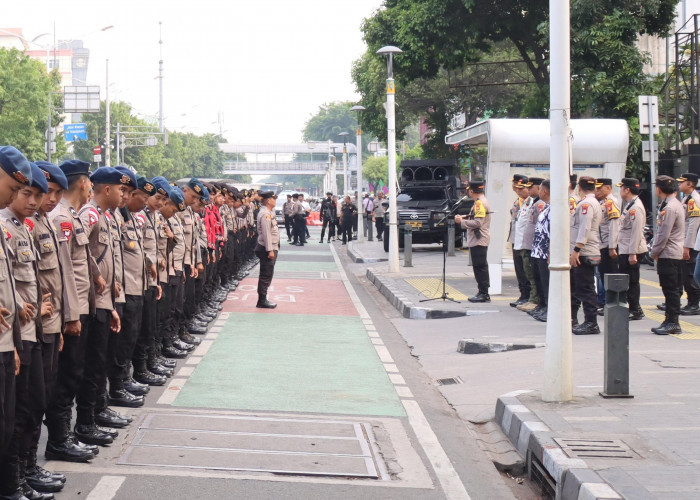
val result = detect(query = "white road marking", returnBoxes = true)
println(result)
[208,327,223,333]
[185,356,203,366]
[330,244,470,499]
[193,340,214,356]
[86,475,126,500]
[384,363,399,373]
[367,330,380,338]
[371,338,384,345]
[389,373,406,385]
[156,378,188,405]
[176,366,195,377]
[205,333,218,340]
[403,400,471,500]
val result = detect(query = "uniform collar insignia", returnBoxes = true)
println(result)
[69,207,77,216]
[11,217,20,227]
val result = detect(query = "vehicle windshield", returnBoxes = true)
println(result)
[397,188,446,202]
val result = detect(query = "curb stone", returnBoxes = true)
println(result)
[346,242,388,263]
[457,339,546,354]
[365,268,466,319]
[495,392,622,500]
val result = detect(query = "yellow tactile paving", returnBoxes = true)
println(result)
[405,278,470,301]
[642,306,700,339]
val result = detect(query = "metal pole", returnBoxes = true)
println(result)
[47,94,52,162]
[386,63,400,272]
[116,123,120,165]
[105,59,111,167]
[403,226,412,267]
[543,0,573,402]
[158,21,164,133]
[356,114,365,242]
[343,141,348,196]
[447,219,455,256]
[649,96,657,220]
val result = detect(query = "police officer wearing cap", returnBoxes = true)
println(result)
[570,176,602,335]
[516,177,546,312]
[0,146,32,462]
[616,178,648,320]
[455,180,491,302]
[594,178,621,313]
[509,176,532,307]
[44,160,100,463]
[651,175,686,335]
[256,192,280,308]
[283,194,294,242]
[319,192,336,243]
[0,163,56,500]
[676,172,700,315]
[178,179,205,344]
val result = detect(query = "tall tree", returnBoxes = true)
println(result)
[302,101,359,143]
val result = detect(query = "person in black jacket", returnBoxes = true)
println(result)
[339,196,357,245]
[319,192,336,243]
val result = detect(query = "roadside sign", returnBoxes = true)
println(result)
[93,146,102,154]
[64,123,88,142]
[93,154,102,162]
[642,141,659,162]
[638,96,659,135]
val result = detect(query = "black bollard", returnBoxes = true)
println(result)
[599,274,634,399]
[404,225,413,267]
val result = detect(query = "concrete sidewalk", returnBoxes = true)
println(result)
[345,238,700,499]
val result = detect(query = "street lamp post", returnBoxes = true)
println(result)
[339,131,349,196]
[350,105,366,243]
[377,45,402,273]
[105,59,111,167]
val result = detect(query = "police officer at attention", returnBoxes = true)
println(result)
[651,175,686,335]
[570,176,602,335]
[676,172,700,315]
[455,179,491,303]
[255,192,279,309]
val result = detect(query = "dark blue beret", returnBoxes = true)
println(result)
[200,186,210,203]
[29,163,49,194]
[169,186,186,212]
[58,159,91,178]
[0,146,32,185]
[90,166,134,186]
[113,166,137,189]
[136,176,156,195]
[188,178,205,195]
[151,176,171,197]
[35,161,68,191]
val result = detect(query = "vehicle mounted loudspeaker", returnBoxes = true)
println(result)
[432,167,448,181]
[401,168,415,182]
[414,167,432,181]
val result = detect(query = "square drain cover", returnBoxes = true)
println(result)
[554,438,638,459]
[118,413,382,479]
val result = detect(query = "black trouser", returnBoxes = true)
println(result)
[352,214,358,233]
[658,258,683,322]
[375,217,385,239]
[284,215,292,240]
[156,281,172,348]
[255,246,277,302]
[219,239,231,284]
[45,313,89,442]
[195,248,207,305]
[573,263,597,323]
[683,249,700,306]
[532,257,550,307]
[206,248,219,291]
[184,264,196,324]
[570,270,582,320]
[107,295,143,390]
[0,350,15,455]
[77,308,111,426]
[619,254,643,312]
[135,286,157,369]
[0,341,45,494]
[320,218,335,241]
[341,219,353,243]
[469,245,490,294]
[599,248,620,295]
[170,272,185,337]
[29,336,60,461]
[513,246,530,300]
[293,215,306,244]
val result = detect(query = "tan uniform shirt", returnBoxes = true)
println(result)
[599,193,621,250]
[111,209,126,304]
[80,200,115,311]
[31,212,63,336]
[120,209,146,296]
[618,197,647,255]
[177,207,196,267]
[521,198,545,250]
[652,196,685,259]
[513,197,532,251]
[571,193,602,256]
[50,197,93,318]
[682,190,700,249]
[195,211,207,256]
[156,212,170,284]
[256,206,280,251]
[0,210,40,343]
[136,208,158,288]
[507,197,524,245]
[0,224,20,351]
[168,214,186,274]
[461,196,491,248]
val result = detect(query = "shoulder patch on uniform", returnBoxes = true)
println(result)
[87,207,99,227]
[581,204,588,215]
[474,200,486,218]
[688,198,700,217]
[60,222,73,241]
[605,199,621,219]
[24,218,34,231]
[2,226,10,241]
[265,214,271,220]
[135,213,146,228]
[629,209,636,220]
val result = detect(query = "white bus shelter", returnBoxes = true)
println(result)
[445,118,630,294]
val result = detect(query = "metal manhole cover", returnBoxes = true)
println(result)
[554,438,638,459]
[118,413,385,479]
[436,377,463,386]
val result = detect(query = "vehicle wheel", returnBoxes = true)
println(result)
[383,228,389,252]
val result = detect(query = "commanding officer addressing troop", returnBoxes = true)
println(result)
[0,140,266,498]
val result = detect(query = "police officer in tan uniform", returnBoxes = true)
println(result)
[45,159,100,463]
[616,178,647,320]
[178,179,205,343]
[256,192,280,309]
[75,167,129,447]
[27,162,69,493]
[455,179,491,303]
[0,147,32,463]
[651,176,686,335]
[676,172,700,315]
[570,176,602,335]
[509,175,530,307]
[595,179,621,306]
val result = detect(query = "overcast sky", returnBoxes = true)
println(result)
[3,0,383,144]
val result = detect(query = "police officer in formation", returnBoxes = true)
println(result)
[455,180,491,303]
[0,144,264,499]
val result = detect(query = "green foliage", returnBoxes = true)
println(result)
[0,48,66,160]
[362,155,389,186]
[302,101,358,143]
